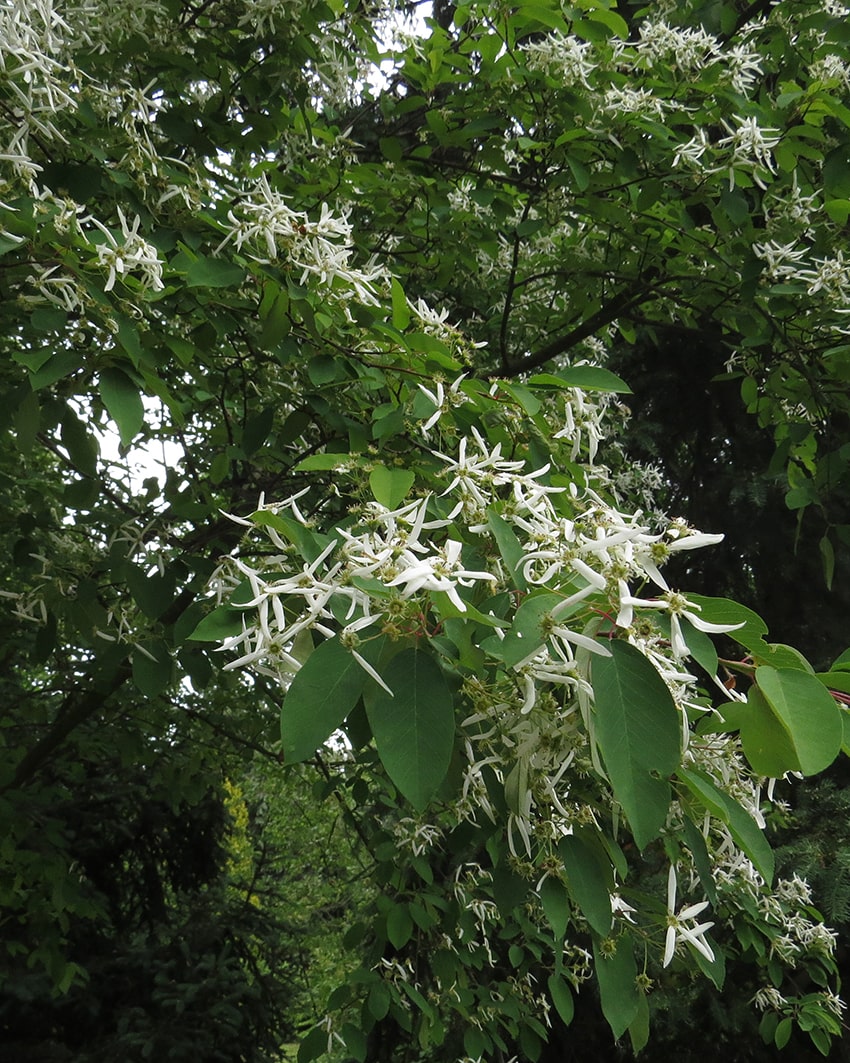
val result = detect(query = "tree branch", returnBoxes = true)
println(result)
[719,0,775,43]
[493,284,654,378]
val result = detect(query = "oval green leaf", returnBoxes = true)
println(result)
[592,640,680,849]
[187,603,247,641]
[281,637,368,762]
[559,832,613,937]
[369,465,415,510]
[679,767,774,884]
[755,665,843,775]
[592,932,639,1039]
[100,367,144,447]
[365,647,454,810]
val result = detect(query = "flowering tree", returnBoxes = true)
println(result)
[2,0,850,1058]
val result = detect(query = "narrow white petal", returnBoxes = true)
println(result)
[552,626,612,657]
[663,925,677,968]
[667,864,678,913]
[682,610,745,634]
[351,649,394,696]
[678,900,709,921]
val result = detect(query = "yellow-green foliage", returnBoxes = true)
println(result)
[223,777,260,907]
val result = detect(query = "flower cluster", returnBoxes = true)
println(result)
[208,375,808,988]
[522,31,595,88]
[218,173,385,308]
[0,0,76,183]
[88,207,165,293]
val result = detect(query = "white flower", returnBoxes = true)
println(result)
[611,893,637,923]
[716,117,780,190]
[219,174,385,306]
[552,388,606,461]
[725,44,764,95]
[809,53,850,92]
[663,864,715,967]
[673,129,711,170]
[88,208,164,293]
[797,250,850,302]
[601,85,669,120]
[752,240,810,281]
[617,590,743,657]
[385,539,497,612]
[418,374,469,433]
[634,19,719,74]
[523,32,595,88]
[752,986,787,1011]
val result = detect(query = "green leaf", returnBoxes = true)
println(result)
[530,367,631,394]
[100,368,144,447]
[125,564,175,621]
[0,231,24,255]
[308,354,344,386]
[681,815,717,905]
[387,904,414,948]
[29,351,79,390]
[539,877,570,940]
[365,647,455,810]
[484,592,561,667]
[692,931,725,989]
[250,510,332,562]
[567,155,590,192]
[586,6,629,37]
[825,198,850,225]
[754,666,843,775]
[559,832,613,937]
[185,257,246,287]
[499,380,542,416]
[823,143,850,199]
[592,641,680,849]
[547,973,574,1026]
[655,613,718,676]
[298,1025,328,1063]
[738,685,801,778]
[60,407,99,478]
[187,604,246,641]
[592,933,639,1039]
[12,388,39,456]
[368,983,391,1021]
[430,591,503,628]
[487,509,529,591]
[295,452,353,471]
[684,595,769,652]
[342,1023,367,1062]
[369,465,415,509]
[391,277,411,330]
[832,647,850,672]
[504,757,529,816]
[132,640,173,697]
[258,286,290,348]
[755,643,813,671]
[379,133,405,162]
[775,1017,793,1050]
[464,1027,487,1059]
[679,768,774,884]
[628,992,650,1055]
[242,407,275,454]
[281,637,370,762]
[817,671,850,695]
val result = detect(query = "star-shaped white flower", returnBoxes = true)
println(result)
[663,864,715,967]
